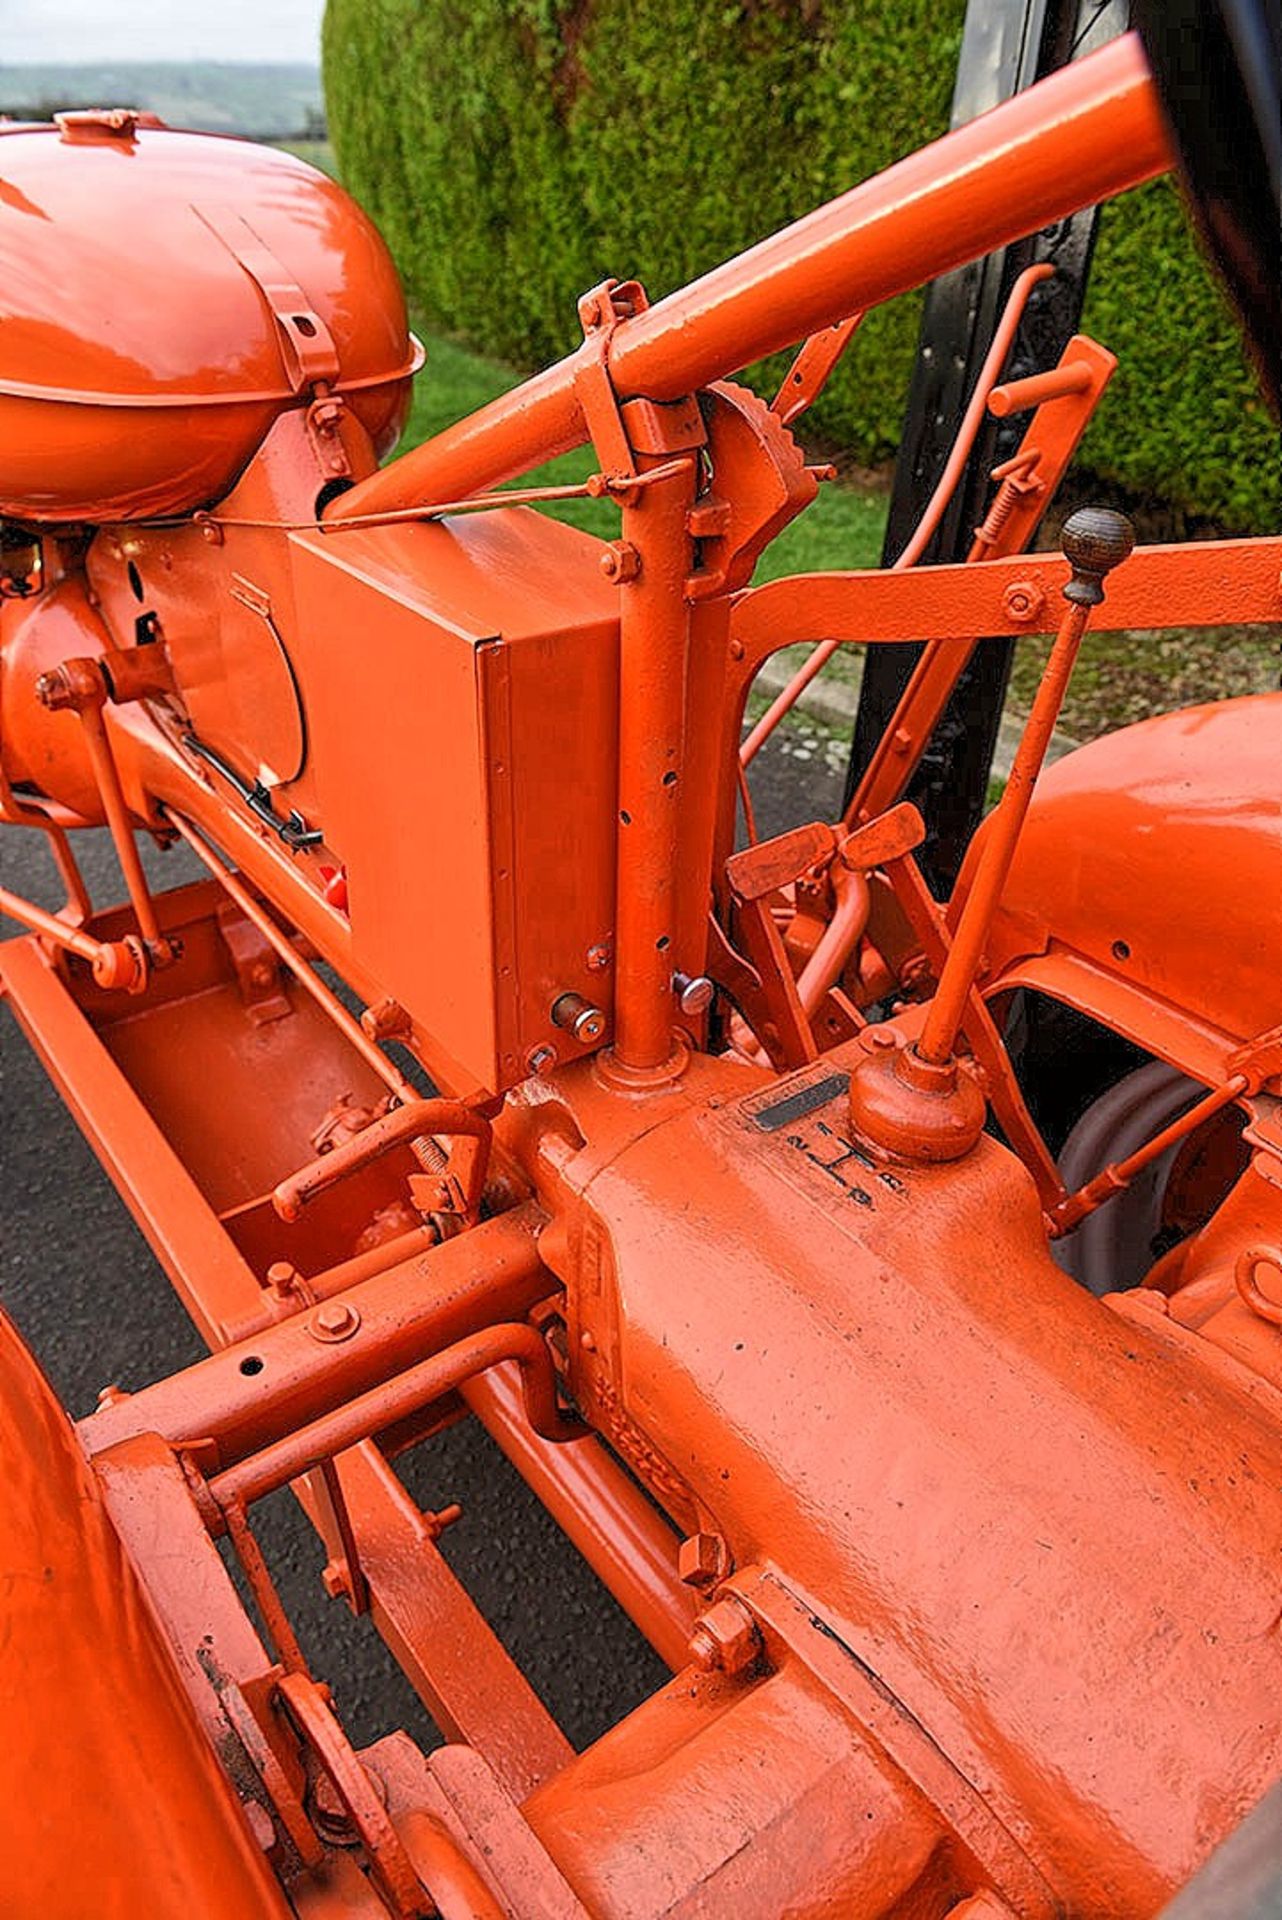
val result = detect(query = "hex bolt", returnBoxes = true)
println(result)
[551,992,607,1046]
[308,1300,361,1343]
[860,1024,899,1053]
[600,540,641,583]
[678,1530,731,1590]
[526,1044,557,1077]
[321,1559,353,1602]
[585,943,613,972]
[360,996,410,1040]
[687,1594,761,1675]
[672,972,715,1016]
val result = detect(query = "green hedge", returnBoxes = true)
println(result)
[323,0,1278,532]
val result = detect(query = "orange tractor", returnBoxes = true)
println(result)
[1,16,1280,1917]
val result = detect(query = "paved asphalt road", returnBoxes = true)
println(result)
[0,725,844,1756]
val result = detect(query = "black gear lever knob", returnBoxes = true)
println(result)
[1060,506,1136,607]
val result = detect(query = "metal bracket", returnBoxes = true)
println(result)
[574,278,652,484]
[196,205,342,395]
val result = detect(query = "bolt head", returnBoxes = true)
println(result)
[1003,580,1045,625]
[309,1300,360,1342]
[678,1531,729,1589]
[586,943,612,972]
[321,1561,349,1600]
[687,1595,760,1675]
[600,540,640,583]
[860,1024,899,1053]
[676,974,715,1017]
[526,1044,557,1077]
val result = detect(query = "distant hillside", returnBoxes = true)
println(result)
[0,63,323,139]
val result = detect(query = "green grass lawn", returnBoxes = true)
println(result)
[279,139,336,176]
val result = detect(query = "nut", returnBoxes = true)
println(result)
[678,1530,731,1590]
[526,1044,557,1077]
[308,1300,361,1343]
[687,1594,760,1675]
[600,540,641,584]
[360,996,409,1040]
[1002,580,1045,626]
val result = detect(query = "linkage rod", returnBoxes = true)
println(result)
[917,509,1134,1067]
[209,1323,582,1511]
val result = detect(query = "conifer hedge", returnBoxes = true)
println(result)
[323,0,1278,531]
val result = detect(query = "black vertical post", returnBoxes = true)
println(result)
[843,0,1129,893]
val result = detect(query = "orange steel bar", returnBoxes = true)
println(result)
[461,1364,697,1669]
[0,932,269,1343]
[272,1097,491,1222]
[740,263,1052,766]
[0,882,115,967]
[202,475,605,535]
[78,699,165,952]
[918,592,1093,1066]
[796,868,872,1018]
[310,1443,574,1800]
[208,1323,579,1511]
[168,809,420,1107]
[79,1203,550,1466]
[0,761,92,920]
[1050,1075,1249,1237]
[727,537,1282,678]
[305,1224,435,1299]
[611,458,697,1073]
[771,312,865,428]
[331,35,1168,516]
[988,357,1094,416]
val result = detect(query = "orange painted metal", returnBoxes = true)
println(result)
[0,1314,290,1917]
[2,29,1282,1920]
[0,118,417,521]
[609,458,699,1076]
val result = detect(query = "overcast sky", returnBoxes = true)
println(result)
[0,0,325,64]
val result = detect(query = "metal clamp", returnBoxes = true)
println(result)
[181,732,322,850]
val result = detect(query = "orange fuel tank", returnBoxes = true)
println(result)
[0,113,420,523]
